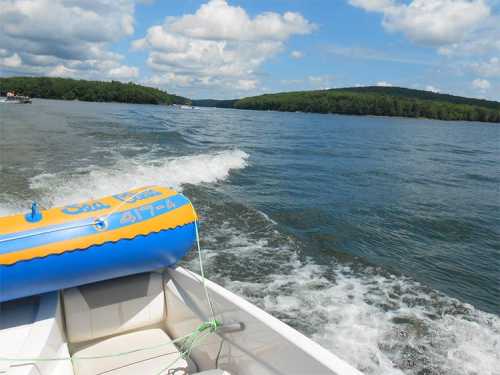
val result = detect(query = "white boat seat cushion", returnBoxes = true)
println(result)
[63,273,165,343]
[71,327,188,375]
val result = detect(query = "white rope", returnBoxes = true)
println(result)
[1,188,218,323]
[97,186,154,223]
[0,221,95,244]
[173,192,217,322]
[194,215,216,321]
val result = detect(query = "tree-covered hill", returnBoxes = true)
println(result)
[338,86,500,111]
[191,99,237,108]
[2,77,499,122]
[199,87,500,123]
[0,77,189,105]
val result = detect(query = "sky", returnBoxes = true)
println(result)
[0,0,499,100]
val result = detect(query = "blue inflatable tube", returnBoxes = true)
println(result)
[0,186,197,302]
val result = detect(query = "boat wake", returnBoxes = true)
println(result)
[0,149,249,215]
[1,146,498,375]
[185,192,500,375]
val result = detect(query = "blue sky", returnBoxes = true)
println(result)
[1,0,499,100]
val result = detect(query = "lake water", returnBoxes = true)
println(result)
[0,99,499,374]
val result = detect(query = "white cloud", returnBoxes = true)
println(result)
[436,14,500,56]
[109,66,139,79]
[281,78,304,85]
[307,76,324,84]
[308,76,323,84]
[326,43,436,65]
[133,0,315,95]
[279,75,334,89]
[349,0,490,46]
[470,57,500,77]
[349,0,499,99]
[0,0,139,81]
[425,85,440,92]
[349,0,395,12]
[471,78,491,90]
[308,75,334,89]
[376,81,393,87]
[0,53,22,68]
[236,79,258,90]
[290,50,304,59]
[145,73,194,87]
[48,64,77,78]
[165,1,314,41]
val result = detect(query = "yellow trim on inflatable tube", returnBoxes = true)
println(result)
[0,186,179,234]
[0,186,198,265]
[0,204,195,265]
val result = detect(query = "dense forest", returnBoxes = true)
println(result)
[0,77,189,105]
[2,77,499,122]
[191,99,237,108]
[199,87,500,123]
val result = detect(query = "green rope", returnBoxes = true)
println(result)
[193,216,217,321]
[178,319,221,360]
[0,320,221,363]
[196,319,221,334]
[154,319,220,375]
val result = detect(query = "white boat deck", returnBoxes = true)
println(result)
[0,296,41,373]
[0,267,363,375]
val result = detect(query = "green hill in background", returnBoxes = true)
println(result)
[194,87,500,123]
[2,77,499,122]
[190,99,237,108]
[0,77,189,105]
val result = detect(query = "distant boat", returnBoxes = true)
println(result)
[173,104,200,110]
[1,91,32,104]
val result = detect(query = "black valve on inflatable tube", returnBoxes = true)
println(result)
[25,201,43,223]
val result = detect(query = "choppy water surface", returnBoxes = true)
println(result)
[0,99,499,375]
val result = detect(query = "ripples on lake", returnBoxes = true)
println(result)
[0,99,499,374]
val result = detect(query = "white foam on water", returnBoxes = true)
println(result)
[193,212,500,375]
[2,142,498,375]
[25,149,249,208]
[0,149,248,215]
[0,205,18,217]
[0,193,25,217]
[310,267,500,375]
